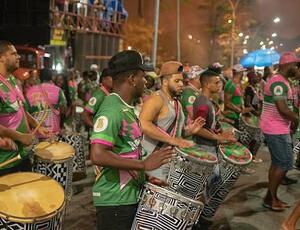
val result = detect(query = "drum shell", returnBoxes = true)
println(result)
[33,141,74,201]
[0,172,65,229]
[59,132,87,175]
[167,148,217,200]
[131,183,203,230]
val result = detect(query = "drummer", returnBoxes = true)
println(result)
[140,61,205,184]
[224,64,253,128]
[180,65,203,125]
[82,68,113,128]
[192,69,237,229]
[192,69,236,153]
[0,40,49,176]
[90,50,173,230]
[25,68,67,138]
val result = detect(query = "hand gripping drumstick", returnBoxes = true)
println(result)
[0,104,50,169]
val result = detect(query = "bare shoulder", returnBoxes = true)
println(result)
[144,93,164,108]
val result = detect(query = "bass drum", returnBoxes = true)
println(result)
[0,172,65,229]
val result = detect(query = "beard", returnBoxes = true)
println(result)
[168,86,183,98]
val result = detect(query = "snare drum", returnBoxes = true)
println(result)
[59,131,87,180]
[167,146,217,200]
[239,114,263,151]
[33,141,75,201]
[201,143,252,219]
[131,183,203,230]
[0,172,65,229]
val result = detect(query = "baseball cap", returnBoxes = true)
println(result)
[212,62,224,68]
[279,52,300,65]
[159,61,183,77]
[233,64,246,72]
[186,65,204,79]
[108,50,153,76]
[90,64,99,71]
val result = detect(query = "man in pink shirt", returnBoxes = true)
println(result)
[25,69,67,137]
[260,52,300,211]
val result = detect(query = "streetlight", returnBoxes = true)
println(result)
[127,46,132,50]
[228,0,241,67]
[245,35,249,39]
[280,43,283,47]
[269,40,274,45]
[243,40,247,45]
[273,17,281,23]
[260,41,264,46]
[243,49,248,54]
[271,33,277,37]
[188,34,193,40]
[228,19,232,24]
[238,32,244,37]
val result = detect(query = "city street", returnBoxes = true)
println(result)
[64,145,300,230]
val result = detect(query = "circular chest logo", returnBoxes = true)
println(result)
[89,97,97,106]
[188,96,196,104]
[274,85,283,96]
[94,116,108,132]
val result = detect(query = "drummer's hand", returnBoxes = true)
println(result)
[143,146,174,171]
[241,107,253,114]
[37,127,52,138]
[169,137,194,148]
[185,117,206,135]
[0,137,18,151]
[18,133,34,146]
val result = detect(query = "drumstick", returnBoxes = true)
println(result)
[0,154,21,168]
[32,103,49,135]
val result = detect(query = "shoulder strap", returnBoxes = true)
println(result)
[39,84,60,116]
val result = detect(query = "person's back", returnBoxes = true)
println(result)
[260,73,292,135]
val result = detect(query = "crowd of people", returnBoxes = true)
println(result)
[1,39,300,230]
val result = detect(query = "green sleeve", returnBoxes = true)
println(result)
[270,82,288,101]
[58,89,67,107]
[85,90,105,115]
[90,108,121,147]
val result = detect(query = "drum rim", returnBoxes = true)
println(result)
[0,201,65,223]
[240,114,260,129]
[174,147,218,165]
[144,182,204,206]
[34,141,75,162]
[219,144,253,165]
[0,172,66,223]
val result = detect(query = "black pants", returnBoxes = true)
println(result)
[96,204,138,230]
[0,158,32,176]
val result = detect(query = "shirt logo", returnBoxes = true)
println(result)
[274,85,283,96]
[188,96,196,104]
[93,192,101,197]
[94,116,108,132]
[89,97,97,106]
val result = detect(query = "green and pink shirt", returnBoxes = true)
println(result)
[90,93,145,206]
[260,74,293,135]
[0,75,29,168]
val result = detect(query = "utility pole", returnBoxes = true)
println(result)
[176,0,181,62]
[228,0,241,67]
[152,0,160,68]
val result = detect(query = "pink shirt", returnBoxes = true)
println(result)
[260,74,292,134]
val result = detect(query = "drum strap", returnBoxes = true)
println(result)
[39,84,60,116]
[154,99,180,150]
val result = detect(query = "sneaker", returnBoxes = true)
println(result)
[281,176,297,185]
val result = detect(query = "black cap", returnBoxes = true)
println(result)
[108,50,154,76]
